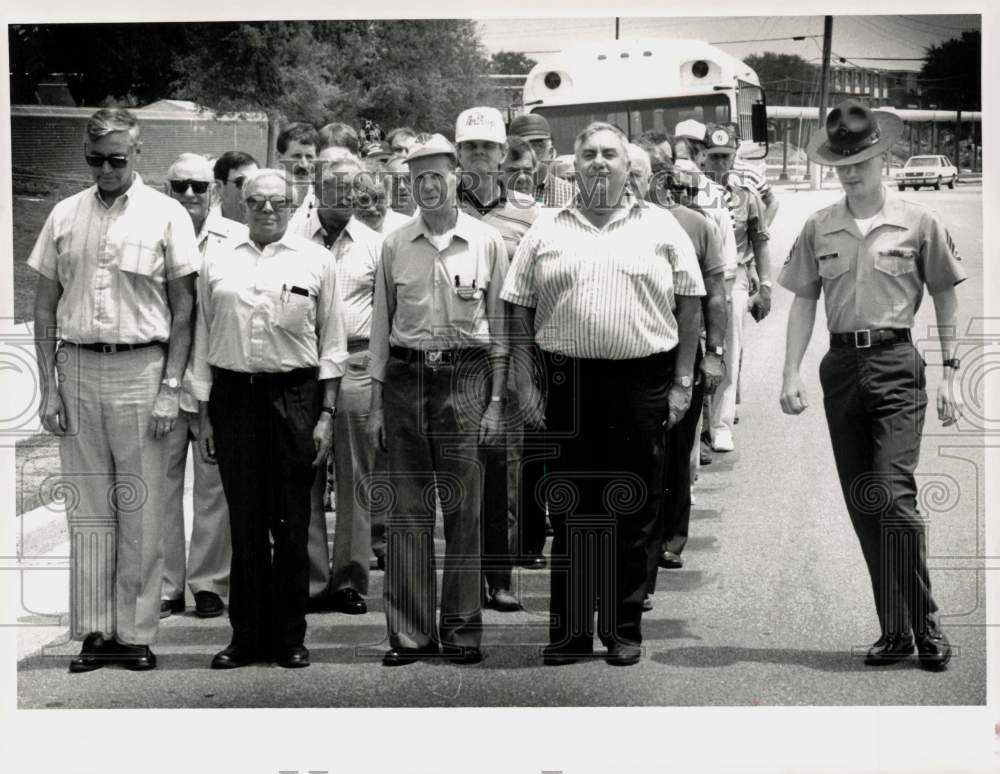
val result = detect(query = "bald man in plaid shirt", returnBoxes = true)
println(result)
[502,122,705,667]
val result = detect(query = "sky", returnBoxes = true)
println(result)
[477,14,980,73]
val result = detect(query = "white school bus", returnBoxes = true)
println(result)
[521,38,769,158]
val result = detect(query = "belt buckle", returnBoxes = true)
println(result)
[426,350,443,366]
[101,343,115,354]
[854,329,871,349]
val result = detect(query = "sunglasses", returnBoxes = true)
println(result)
[85,153,130,169]
[245,195,290,211]
[169,179,211,195]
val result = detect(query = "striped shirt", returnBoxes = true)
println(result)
[459,185,539,258]
[188,229,348,401]
[535,173,577,209]
[500,199,705,359]
[370,212,509,383]
[27,174,200,344]
[727,181,769,265]
[731,159,772,200]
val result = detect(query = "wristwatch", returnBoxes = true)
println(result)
[943,358,961,370]
[673,375,693,388]
[705,344,724,357]
[320,405,337,417]
[161,376,180,390]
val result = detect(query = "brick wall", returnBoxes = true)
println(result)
[10,106,269,185]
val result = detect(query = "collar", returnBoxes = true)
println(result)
[236,227,299,254]
[93,172,142,208]
[409,209,473,245]
[820,187,908,236]
[562,192,642,230]
[460,183,506,215]
[198,213,236,241]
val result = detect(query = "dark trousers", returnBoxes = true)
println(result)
[646,353,705,594]
[541,349,673,652]
[382,355,487,650]
[481,442,513,593]
[819,343,938,637]
[210,368,318,657]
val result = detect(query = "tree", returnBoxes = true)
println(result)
[490,50,537,74]
[744,52,818,103]
[920,30,980,110]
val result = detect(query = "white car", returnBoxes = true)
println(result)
[896,155,959,191]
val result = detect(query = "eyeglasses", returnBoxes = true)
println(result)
[169,179,211,195]
[85,153,130,169]
[245,195,290,211]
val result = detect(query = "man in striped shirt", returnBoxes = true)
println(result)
[501,122,705,667]
[731,143,779,227]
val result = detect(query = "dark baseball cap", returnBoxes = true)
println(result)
[508,113,551,141]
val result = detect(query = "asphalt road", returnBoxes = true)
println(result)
[16,184,986,709]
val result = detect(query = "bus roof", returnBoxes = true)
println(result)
[523,38,760,109]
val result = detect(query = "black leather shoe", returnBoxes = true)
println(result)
[194,591,224,618]
[443,645,484,665]
[915,625,952,672]
[278,645,310,669]
[642,594,654,612]
[211,645,257,669]
[488,588,522,612]
[115,642,157,671]
[521,554,547,570]
[159,598,184,618]
[658,551,684,569]
[382,645,438,667]
[68,633,110,673]
[863,633,914,666]
[330,588,368,615]
[605,642,642,667]
[542,645,589,666]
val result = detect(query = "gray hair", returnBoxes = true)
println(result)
[573,121,628,155]
[167,152,214,181]
[241,168,288,199]
[85,108,140,145]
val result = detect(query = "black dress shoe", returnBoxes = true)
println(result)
[488,588,522,612]
[382,645,438,667]
[542,645,590,666]
[642,594,654,612]
[605,642,642,667]
[442,645,484,665]
[159,598,184,618]
[518,554,547,570]
[211,645,257,669]
[863,633,914,666]
[194,591,224,618]
[115,642,157,671]
[915,625,952,672]
[68,633,110,673]
[278,645,310,669]
[330,588,368,615]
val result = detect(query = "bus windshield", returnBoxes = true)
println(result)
[535,94,731,154]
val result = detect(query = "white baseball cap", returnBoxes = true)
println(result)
[675,119,707,142]
[455,107,507,145]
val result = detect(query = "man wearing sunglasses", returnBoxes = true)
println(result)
[189,168,348,670]
[213,151,259,223]
[29,108,200,673]
[158,154,246,622]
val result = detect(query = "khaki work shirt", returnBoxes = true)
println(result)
[778,188,967,332]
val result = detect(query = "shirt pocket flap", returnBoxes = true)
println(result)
[118,240,165,280]
[875,248,918,277]
[816,251,849,279]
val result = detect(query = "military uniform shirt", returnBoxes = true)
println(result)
[778,188,967,333]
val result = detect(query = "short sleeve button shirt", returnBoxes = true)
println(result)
[778,188,967,332]
[27,174,200,344]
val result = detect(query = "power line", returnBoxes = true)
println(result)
[899,15,976,33]
[709,35,821,45]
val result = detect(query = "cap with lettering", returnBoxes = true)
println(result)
[405,133,458,164]
[362,140,392,161]
[455,106,506,145]
[508,113,551,141]
[675,119,707,143]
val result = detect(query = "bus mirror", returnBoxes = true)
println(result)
[751,103,768,142]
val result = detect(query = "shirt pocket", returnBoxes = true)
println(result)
[446,284,486,325]
[276,289,316,334]
[817,252,849,280]
[118,240,165,282]
[874,248,918,278]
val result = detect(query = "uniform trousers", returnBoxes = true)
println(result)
[646,350,705,593]
[209,367,318,656]
[541,349,673,653]
[382,353,487,650]
[710,265,750,444]
[819,342,938,637]
[58,343,169,645]
[161,410,231,602]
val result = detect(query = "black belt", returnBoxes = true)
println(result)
[389,346,489,366]
[829,328,911,349]
[211,366,317,386]
[64,340,164,354]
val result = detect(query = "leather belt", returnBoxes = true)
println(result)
[389,346,489,366]
[211,366,317,386]
[64,340,164,354]
[829,328,911,349]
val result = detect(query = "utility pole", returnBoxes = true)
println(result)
[615,18,620,40]
[811,15,833,190]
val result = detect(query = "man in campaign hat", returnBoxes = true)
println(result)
[508,112,576,207]
[369,133,510,666]
[780,99,964,671]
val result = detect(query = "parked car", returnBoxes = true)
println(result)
[895,155,959,191]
